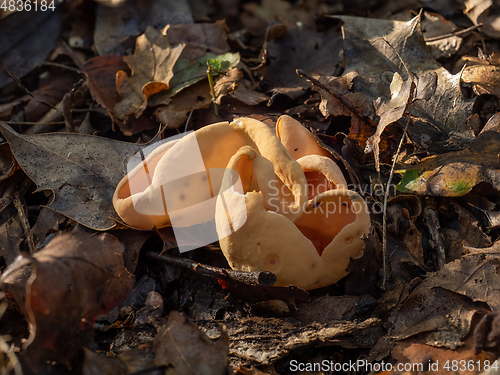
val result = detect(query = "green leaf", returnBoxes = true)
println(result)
[207,58,230,75]
[149,52,240,105]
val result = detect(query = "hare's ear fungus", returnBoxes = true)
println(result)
[113,117,309,229]
[276,115,331,160]
[294,189,371,284]
[216,147,325,290]
[112,139,179,229]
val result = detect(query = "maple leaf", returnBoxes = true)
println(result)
[114,26,185,119]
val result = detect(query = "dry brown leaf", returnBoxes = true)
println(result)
[366,71,437,171]
[0,172,28,267]
[338,14,475,152]
[442,201,492,261]
[305,71,376,149]
[94,0,193,56]
[114,26,185,119]
[0,232,134,369]
[426,241,500,311]
[265,27,342,100]
[81,55,130,115]
[154,79,212,129]
[167,21,231,60]
[390,284,478,349]
[461,54,500,98]
[423,11,463,59]
[393,10,463,59]
[215,67,269,106]
[81,55,160,135]
[230,81,269,106]
[0,123,142,230]
[391,334,494,375]
[24,72,78,123]
[153,310,229,374]
[292,295,378,324]
[397,112,500,197]
[464,0,500,38]
[0,10,61,88]
[474,311,500,356]
[199,316,381,366]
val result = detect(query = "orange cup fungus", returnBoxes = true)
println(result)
[113,115,371,290]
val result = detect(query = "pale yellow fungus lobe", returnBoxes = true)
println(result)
[113,115,371,289]
[113,118,307,229]
[216,123,371,289]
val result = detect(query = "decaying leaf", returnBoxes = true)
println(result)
[167,21,231,60]
[81,55,130,116]
[292,295,378,324]
[426,241,500,311]
[390,284,478,349]
[464,0,500,38]
[303,71,375,149]
[397,112,500,197]
[0,10,61,88]
[391,335,494,375]
[366,71,437,171]
[81,55,161,135]
[153,79,212,129]
[93,0,193,56]
[0,232,134,368]
[153,310,229,374]
[0,123,142,230]
[114,26,185,119]
[338,14,476,151]
[474,311,500,355]
[266,27,342,100]
[422,11,463,59]
[460,54,500,98]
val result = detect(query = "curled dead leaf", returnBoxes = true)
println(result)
[0,232,135,368]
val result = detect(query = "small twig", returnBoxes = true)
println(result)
[382,117,411,288]
[184,103,196,133]
[146,251,277,286]
[71,107,108,114]
[12,177,36,254]
[2,121,65,125]
[0,59,59,111]
[423,204,446,270]
[23,100,65,135]
[42,61,81,74]
[425,23,483,42]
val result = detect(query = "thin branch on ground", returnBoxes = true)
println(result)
[382,117,411,288]
[0,60,59,111]
[425,23,483,42]
[42,61,82,74]
[146,251,277,287]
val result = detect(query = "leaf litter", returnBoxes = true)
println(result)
[1,0,500,374]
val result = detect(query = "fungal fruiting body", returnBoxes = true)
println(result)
[216,116,370,289]
[113,115,371,290]
[113,118,307,229]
